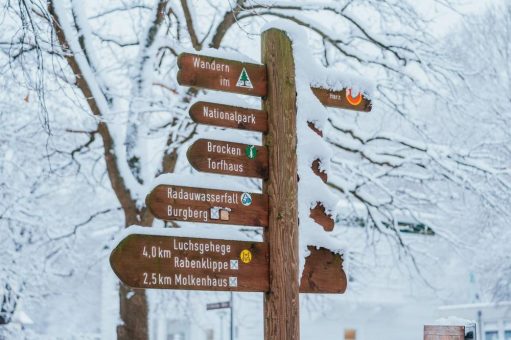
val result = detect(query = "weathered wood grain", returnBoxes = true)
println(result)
[262,28,300,340]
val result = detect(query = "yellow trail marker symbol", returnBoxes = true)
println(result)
[240,249,253,264]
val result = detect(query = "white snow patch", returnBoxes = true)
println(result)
[145,173,262,196]
[262,21,374,98]
[190,92,262,111]
[110,225,262,251]
[433,316,476,327]
[179,47,260,64]
[261,21,362,278]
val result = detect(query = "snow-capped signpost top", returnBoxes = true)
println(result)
[110,23,374,340]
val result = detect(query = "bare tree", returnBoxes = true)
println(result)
[444,2,511,303]
[2,0,510,338]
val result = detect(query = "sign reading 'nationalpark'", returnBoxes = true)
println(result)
[146,185,268,227]
[189,101,268,132]
[187,139,268,179]
[177,53,267,97]
[110,234,269,292]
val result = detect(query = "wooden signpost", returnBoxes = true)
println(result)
[187,139,268,179]
[189,101,268,132]
[146,185,268,227]
[111,26,373,340]
[110,234,269,292]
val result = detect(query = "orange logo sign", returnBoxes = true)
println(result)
[346,88,363,106]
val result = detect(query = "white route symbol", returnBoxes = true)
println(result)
[241,192,252,206]
[229,277,238,287]
[230,260,239,270]
[236,67,253,89]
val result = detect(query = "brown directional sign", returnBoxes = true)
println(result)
[146,185,268,227]
[177,53,267,97]
[300,247,347,294]
[110,234,269,292]
[311,87,372,112]
[189,101,268,133]
[187,139,268,179]
[310,203,334,232]
[110,235,345,293]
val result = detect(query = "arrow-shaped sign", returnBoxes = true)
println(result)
[187,139,268,179]
[311,87,372,112]
[189,101,268,132]
[110,234,347,294]
[110,234,269,292]
[177,53,267,97]
[146,185,268,227]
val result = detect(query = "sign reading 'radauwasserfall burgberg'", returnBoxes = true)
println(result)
[177,53,267,97]
[110,234,269,291]
[146,185,268,227]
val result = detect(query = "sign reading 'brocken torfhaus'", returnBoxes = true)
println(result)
[187,139,268,179]
[146,185,269,227]
[177,53,267,97]
[110,234,269,292]
[189,101,268,132]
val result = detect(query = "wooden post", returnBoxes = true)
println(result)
[262,28,300,340]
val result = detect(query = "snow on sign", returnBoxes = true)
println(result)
[145,184,269,227]
[187,139,268,179]
[110,234,269,292]
[311,87,372,112]
[300,247,347,294]
[177,53,267,96]
[189,101,268,132]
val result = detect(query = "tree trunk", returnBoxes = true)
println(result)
[118,285,149,340]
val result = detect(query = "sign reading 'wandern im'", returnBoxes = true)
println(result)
[146,185,268,227]
[110,234,269,292]
[187,139,268,179]
[177,53,267,97]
